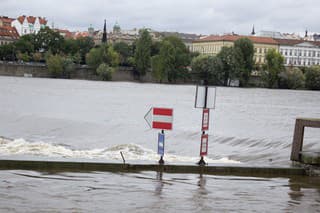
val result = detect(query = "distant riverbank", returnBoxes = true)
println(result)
[0,61,155,83]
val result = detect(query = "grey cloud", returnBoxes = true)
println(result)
[1,0,319,35]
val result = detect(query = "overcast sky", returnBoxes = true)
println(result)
[1,0,319,35]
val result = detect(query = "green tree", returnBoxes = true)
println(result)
[14,35,34,55]
[151,36,191,83]
[62,57,75,78]
[34,27,64,54]
[16,52,30,62]
[151,55,166,83]
[86,47,101,69]
[76,37,94,64]
[159,40,176,82]
[63,39,78,55]
[305,66,320,90]
[0,43,16,61]
[134,29,152,77]
[100,44,119,67]
[191,55,223,85]
[32,52,42,62]
[72,52,81,64]
[151,41,161,56]
[46,54,64,77]
[126,56,136,69]
[278,67,305,89]
[96,63,115,81]
[216,46,238,86]
[86,44,119,70]
[262,49,284,88]
[234,38,254,87]
[163,36,191,82]
[113,42,133,66]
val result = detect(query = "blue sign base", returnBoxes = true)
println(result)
[158,133,165,156]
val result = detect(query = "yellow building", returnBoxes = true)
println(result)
[192,34,279,65]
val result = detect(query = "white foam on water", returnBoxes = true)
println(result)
[0,138,240,164]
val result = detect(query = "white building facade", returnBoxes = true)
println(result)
[276,39,320,67]
[11,16,47,36]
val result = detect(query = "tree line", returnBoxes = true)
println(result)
[0,27,319,90]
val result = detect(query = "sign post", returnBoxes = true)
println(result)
[158,130,165,164]
[195,83,216,165]
[202,108,210,131]
[145,107,173,164]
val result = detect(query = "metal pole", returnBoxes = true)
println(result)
[159,129,165,165]
[198,78,208,166]
[198,156,206,166]
[204,85,208,109]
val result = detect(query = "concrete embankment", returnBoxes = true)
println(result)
[0,62,154,82]
[0,159,306,177]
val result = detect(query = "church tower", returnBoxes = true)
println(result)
[102,19,107,43]
[251,25,255,36]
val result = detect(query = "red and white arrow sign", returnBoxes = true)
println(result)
[144,107,173,130]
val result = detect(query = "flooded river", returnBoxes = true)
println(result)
[0,76,320,212]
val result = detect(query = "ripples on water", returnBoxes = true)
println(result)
[0,170,319,212]
[1,76,320,211]
[1,76,320,165]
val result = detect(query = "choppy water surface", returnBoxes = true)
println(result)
[0,170,319,213]
[0,76,320,212]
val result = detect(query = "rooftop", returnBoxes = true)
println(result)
[194,34,279,45]
[0,26,20,39]
[17,15,47,25]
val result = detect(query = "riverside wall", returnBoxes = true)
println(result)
[0,62,261,86]
[0,62,155,82]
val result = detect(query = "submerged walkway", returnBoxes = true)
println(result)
[0,159,305,178]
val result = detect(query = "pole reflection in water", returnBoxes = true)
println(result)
[197,173,206,190]
[155,171,164,196]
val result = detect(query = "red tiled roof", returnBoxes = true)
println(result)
[0,26,20,39]
[17,16,26,24]
[55,29,73,39]
[17,15,47,25]
[274,38,320,47]
[27,16,36,24]
[194,34,278,45]
[273,38,303,46]
[73,31,89,39]
[0,16,14,26]
[39,17,47,25]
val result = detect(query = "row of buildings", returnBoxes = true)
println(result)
[0,15,48,46]
[0,15,201,47]
[191,33,320,67]
[1,15,320,67]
